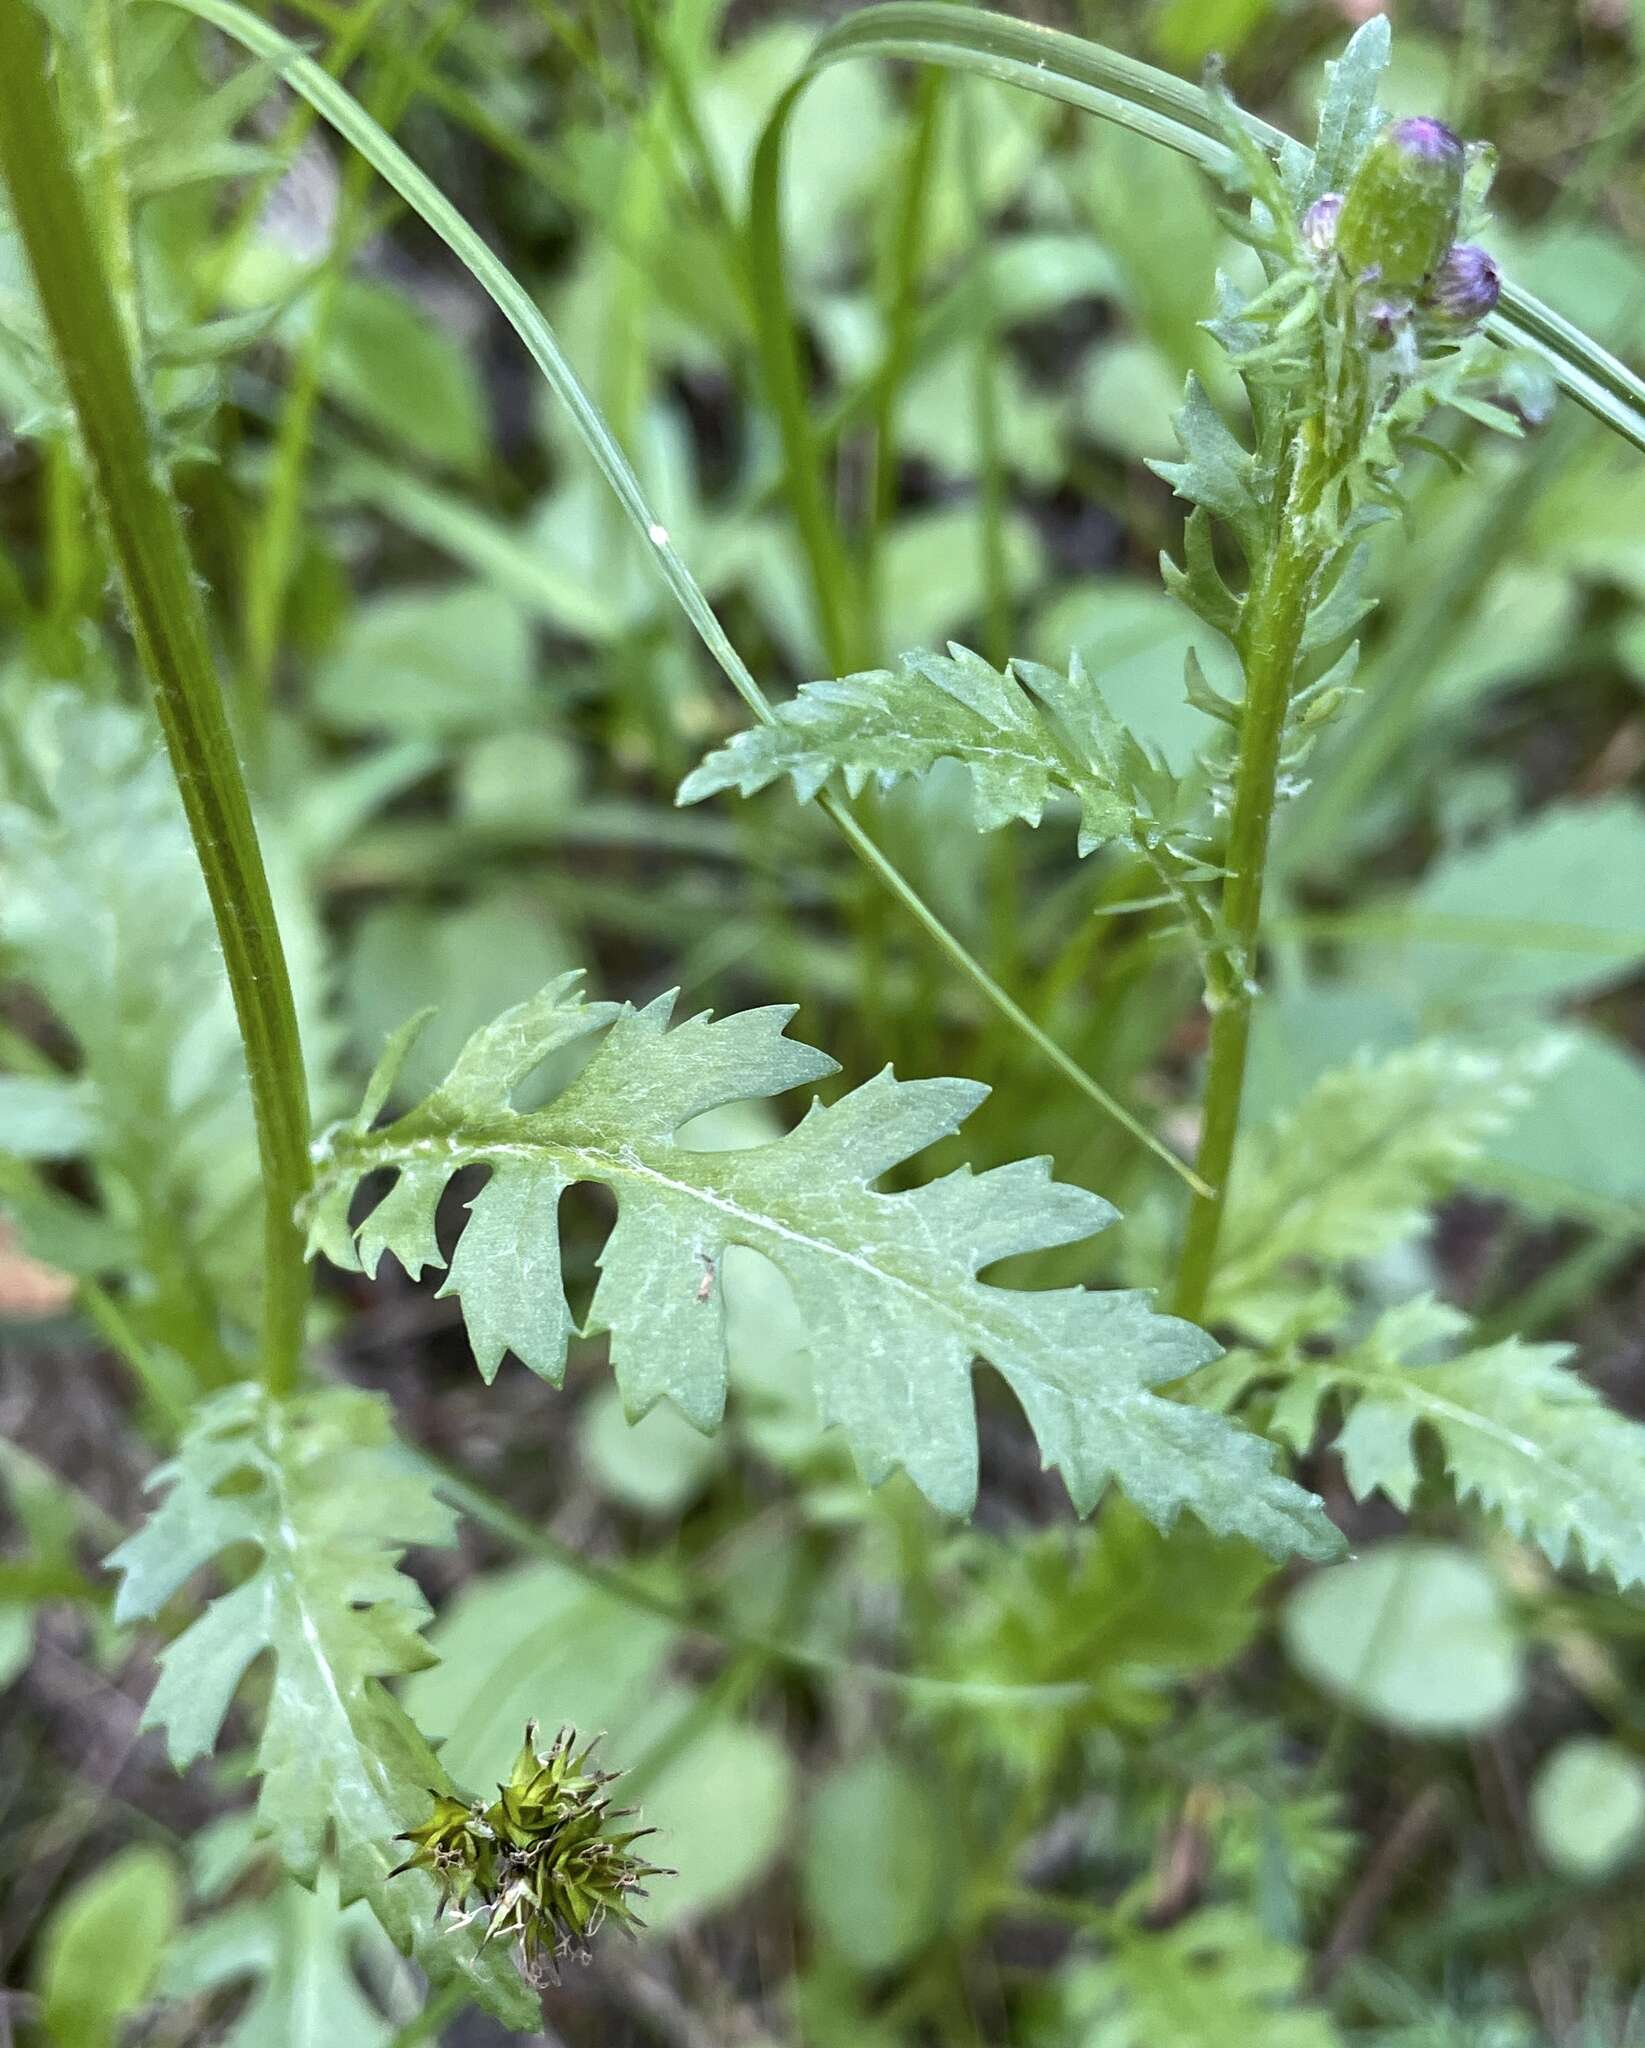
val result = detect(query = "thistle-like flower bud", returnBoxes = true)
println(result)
[1300,192,1343,256]
[1335,116,1466,288]
[1423,241,1501,329]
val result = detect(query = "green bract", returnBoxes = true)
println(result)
[1334,115,1465,288]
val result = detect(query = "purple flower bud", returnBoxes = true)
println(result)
[1424,241,1501,329]
[1301,192,1343,256]
[1336,116,1467,288]
[1389,116,1466,166]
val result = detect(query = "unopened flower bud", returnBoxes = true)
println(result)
[1424,241,1500,329]
[1364,295,1411,350]
[1301,192,1343,255]
[1336,116,1466,288]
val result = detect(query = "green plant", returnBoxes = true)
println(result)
[4,0,1645,2041]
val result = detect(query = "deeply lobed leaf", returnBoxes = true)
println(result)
[304,976,1338,1557]
[0,692,252,1292]
[678,642,1134,853]
[1211,1039,1561,1329]
[109,1385,537,2028]
[678,646,1226,979]
[1052,1905,1343,2048]
[1201,1298,1645,1587]
[160,1822,409,2048]
[0,689,329,1351]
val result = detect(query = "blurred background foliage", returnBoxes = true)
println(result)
[2,0,1644,2041]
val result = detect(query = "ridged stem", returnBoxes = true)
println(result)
[0,1,312,1394]
[1173,462,1322,1322]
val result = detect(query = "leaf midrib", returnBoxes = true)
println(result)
[1337,1359,1632,1543]
[326,1125,1144,1400]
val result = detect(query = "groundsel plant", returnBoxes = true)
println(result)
[3,0,1645,2033]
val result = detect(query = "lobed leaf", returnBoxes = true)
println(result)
[159,1820,409,2048]
[305,977,1338,1558]
[108,1385,537,2028]
[1204,1298,1645,1587]
[1146,376,1264,560]
[1054,1906,1343,2048]
[678,646,1224,978]
[678,642,1134,854]
[0,689,329,1339]
[1211,1039,1562,1326]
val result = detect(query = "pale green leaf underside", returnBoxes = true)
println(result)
[677,642,1137,856]
[1199,1299,1645,1587]
[108,1385,536,2028]
[304,975,1336,1558]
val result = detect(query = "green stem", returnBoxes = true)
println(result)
[78,1281,197,1428]
[824,793,1208,1191]
[960,82,1010,672]
[1475,1228,1638,1347]
[865,65,943,641]
[42,436,94,673]
[242,0,451,775]
[84,0,143,358]
[191,0,398,324]
[423,1451,1101,1711]
[1173,471,1321,1321]
[0,2,312,1394]
[385,1978,470,2048]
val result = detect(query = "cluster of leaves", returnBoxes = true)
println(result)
[1031,1906,1341,2048]
[0,689,263,1363]
[0,6,287,454]
[1184,1037,1645,1587]
[0,682,337,1392]
[682,22,1541,1011]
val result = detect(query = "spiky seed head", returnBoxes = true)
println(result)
[390,1792,494,1914]
[1336,116,1466,288]
[393,1724,672,1988]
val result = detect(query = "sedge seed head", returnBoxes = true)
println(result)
[393,1724,672,1987]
